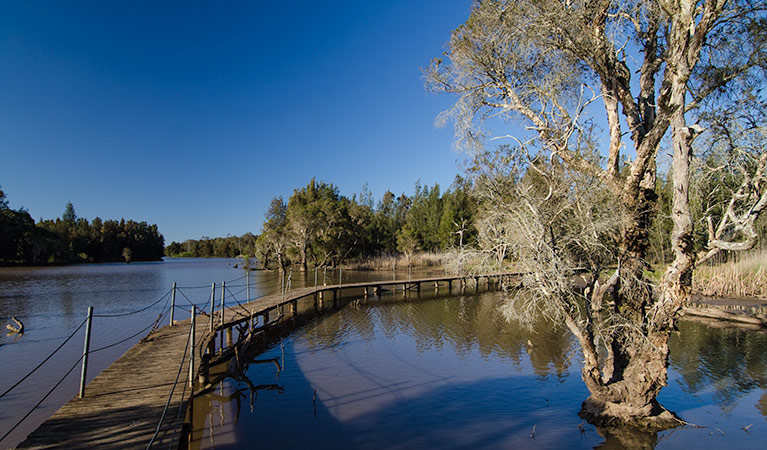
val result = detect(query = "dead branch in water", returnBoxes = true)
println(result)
[6,316,23,334]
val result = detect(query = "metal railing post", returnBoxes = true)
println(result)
[209,283,215,333]
[220,281,226,326]
[170,282,176,326]
[220,281,226,349]
[79,306,94,398]
[189,307,196,388]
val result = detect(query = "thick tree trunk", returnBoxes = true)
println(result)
[571,172,687,430]
[577,331,681,429]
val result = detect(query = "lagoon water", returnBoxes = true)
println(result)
[190,292,767,449]
[1,258,766,449]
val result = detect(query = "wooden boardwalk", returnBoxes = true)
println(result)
[17,273,512,449]
[18,318,209,450]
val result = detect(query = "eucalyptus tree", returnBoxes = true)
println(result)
[256,196,289,271]
[428,0,767,429]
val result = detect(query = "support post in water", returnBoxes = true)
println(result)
[79,306,94,398]
[189,307,196,388]
[170,282,176,326]
[246,271,250,303]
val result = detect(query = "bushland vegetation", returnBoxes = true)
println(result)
[0,189,164,265]
[166,177,478,270]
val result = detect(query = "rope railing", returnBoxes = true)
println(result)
[0,282,181,446]
[224,285,255,317]
[0,318,88,400]
[90,308,172,354]
[0,355,85,443]
[175,288,212,313]
[93,288,173,318]
[145,310,195,450]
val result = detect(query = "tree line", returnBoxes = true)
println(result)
[165,177,477,269]
[0,189,164,265]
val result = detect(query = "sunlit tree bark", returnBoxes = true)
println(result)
[428,0,767,429]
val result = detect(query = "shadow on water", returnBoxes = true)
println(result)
[186,338,359,450]
[188,289,767,450]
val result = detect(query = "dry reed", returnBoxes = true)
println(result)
[693,249,767,298]
[342,252,449,271]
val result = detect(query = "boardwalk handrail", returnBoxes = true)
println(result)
[214,271,521,330]
[0,283,188,447]
[0,318,88,400]
[93,288,173,318]
[0,354,84,443]
[145,309,195,450]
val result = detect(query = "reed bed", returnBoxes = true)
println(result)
[342,252,449,271]
[693,250,767,298]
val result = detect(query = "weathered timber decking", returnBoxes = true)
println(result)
[18,273,513,449]
[18,317,209,450]
[216,273,514,328]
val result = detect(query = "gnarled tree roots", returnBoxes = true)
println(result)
[579,396,686,431]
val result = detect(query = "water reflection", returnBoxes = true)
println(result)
[668,320,767,411]
[189,289,767,449]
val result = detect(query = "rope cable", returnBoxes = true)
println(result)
[93,289,172,318]
[0,318,88,400]
[224,285,253,317]
[145,316,193,449]
[0,354,84,444]
[90,307,171,354]
[176,288,210,313]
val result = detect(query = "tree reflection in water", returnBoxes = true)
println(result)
[188,291,767,449]
[667,319,767,416]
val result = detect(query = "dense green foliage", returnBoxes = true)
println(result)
[165,233,258,259]
[165,178,477,269]
[0,188,165,265]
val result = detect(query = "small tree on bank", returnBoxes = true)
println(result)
[428,0,767,429]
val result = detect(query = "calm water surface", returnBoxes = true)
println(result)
[1,258,414,449]
[2,260,766,449]
[189,291,767,450]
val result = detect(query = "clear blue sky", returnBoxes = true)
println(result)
[0,0,472,243]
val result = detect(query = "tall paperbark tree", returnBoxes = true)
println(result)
[428,0,767,429]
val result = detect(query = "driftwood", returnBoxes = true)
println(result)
[6,316,23,334]
[682,306,767,327]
